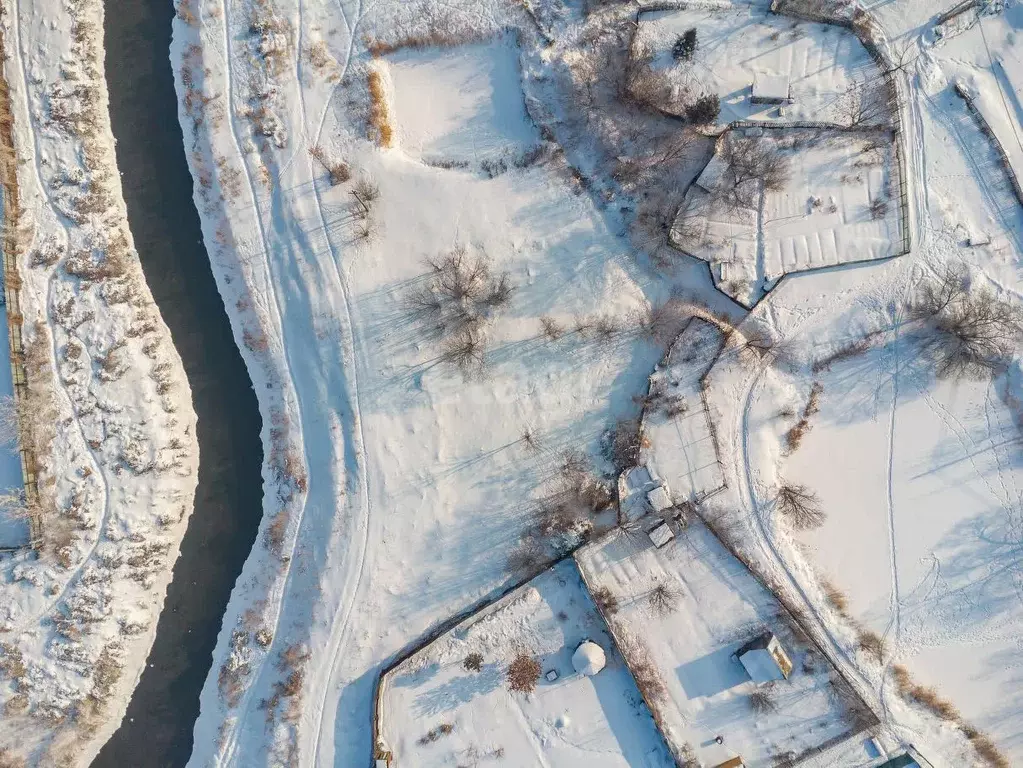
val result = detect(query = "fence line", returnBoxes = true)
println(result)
[0,28,41,551]
[953,82,1023,209]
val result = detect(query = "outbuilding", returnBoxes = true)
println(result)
[647,484,673,514]
[751,74,791,104]
[736,631,792,684]
[647,521,675,548]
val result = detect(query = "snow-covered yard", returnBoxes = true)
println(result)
[676,128,904,305]
[635,5,883,125]
[640,318,725,500]
[379,558,672,767]
[576,518,873,767]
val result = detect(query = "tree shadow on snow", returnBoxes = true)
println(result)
[413,662,504,717]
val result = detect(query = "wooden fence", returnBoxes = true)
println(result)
[953,81,1023,209]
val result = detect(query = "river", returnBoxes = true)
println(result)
[92,0,265,765]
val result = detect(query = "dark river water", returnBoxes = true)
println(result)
[93,0,264,765]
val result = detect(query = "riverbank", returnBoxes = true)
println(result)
[0,0,199,762]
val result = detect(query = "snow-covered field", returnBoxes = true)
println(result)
[786,342,1023,762]
[379,558,672,767]
[0,0,198,762]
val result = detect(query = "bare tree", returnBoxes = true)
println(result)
[776,484,825,529]
[606,418,644,471]
[749,687,777,714]
[715,135,789,212]
[441,328,486,377]
[841,81,891,128]
[910,263,1023,379]
[406,247,514,373]
[648,581,681,614]
[592,585,619,615]
[540,315,564,341]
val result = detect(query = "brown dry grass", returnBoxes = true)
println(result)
[367,71,392,148]
[857,629,885,662]
[821,578,850,618]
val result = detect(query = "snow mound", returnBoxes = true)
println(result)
[572,641,606,676]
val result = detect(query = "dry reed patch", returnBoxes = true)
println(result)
[367,70,392,148]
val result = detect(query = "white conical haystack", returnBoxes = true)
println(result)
[572,641,606,676]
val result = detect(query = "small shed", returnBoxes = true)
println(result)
[713,758,745,768]
[751,74,791,104]
[647,521,675,548]
[647,484,673,514]
[737,632,792,684]
[572,641,606,676]
[695,152,729,193]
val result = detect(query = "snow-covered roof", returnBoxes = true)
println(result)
[739,647,785,684]
[695,153,728,193]
[752,74,790,102]
[647,485,673,512]
[572,641,606,676]
[647,521,675,548]
[738,634,791,684]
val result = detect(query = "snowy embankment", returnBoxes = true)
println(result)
[0,0,198,763]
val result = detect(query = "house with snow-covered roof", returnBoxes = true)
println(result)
[736,631,793,684]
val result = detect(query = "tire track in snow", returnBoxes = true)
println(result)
[879,307,903,667]
[200,0,319,762]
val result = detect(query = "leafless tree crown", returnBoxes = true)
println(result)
[776,484,825,529]
[910,264,1023,379]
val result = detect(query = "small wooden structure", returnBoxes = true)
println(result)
[647,484,673,514]
[647,521,675,548]
[713,757,745,768]
[751,74,791,104]
[736,631,792,683]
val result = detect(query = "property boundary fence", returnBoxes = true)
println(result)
[934,0,980,26]
[769,0,912,258]
[0,29,41,551]
[953,82,1023,209]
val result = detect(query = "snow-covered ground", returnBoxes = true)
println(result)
[379,558,672,767]
[165,0,1023,764]
[0,0,198,762]
[678,127,904,305]
[577,519,873,767]
[787,342,1023,762]
[635,5,883,125]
